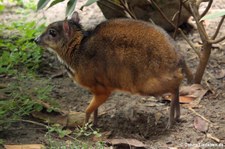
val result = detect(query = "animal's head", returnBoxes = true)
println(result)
[34,11,82,54]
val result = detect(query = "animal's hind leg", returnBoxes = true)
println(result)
[174,88,180,121]
[167,88,180,129]
[85,93,110,126]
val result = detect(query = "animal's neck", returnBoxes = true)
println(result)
[58,31,84,70]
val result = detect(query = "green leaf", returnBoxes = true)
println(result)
[80,0,98,10]
[33,104,43,111]
[37,0,51,11]
[0,4,5,12]
[48,0,65,8]
[66,0,77,17]
[0,139,4,145]
[201,11,225,21]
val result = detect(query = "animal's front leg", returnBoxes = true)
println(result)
[85,93,110,126]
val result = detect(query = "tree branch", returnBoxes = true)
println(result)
[200,0,213,19]
[173,0,183,39]
[151,0,176,28]
[188,2,208,41]
[208,35,225,44]
[178,28,200,58]
[211,16,225,40]
[119,0,137,19]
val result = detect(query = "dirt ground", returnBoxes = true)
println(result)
[1,0,225,148]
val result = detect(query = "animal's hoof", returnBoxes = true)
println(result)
[93,120,98,127]
[166,119,175,129]
[166,122,172,129]
[175,117,181,122]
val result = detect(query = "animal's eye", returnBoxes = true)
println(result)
[49,29,57,37]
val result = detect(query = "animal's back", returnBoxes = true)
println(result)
[78,19,183,95]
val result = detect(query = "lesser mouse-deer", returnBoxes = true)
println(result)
[35,12,192,128]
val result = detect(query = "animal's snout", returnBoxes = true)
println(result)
[34,36,40,44]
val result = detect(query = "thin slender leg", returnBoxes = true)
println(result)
[85,94,110,126]
[93,109,98,126]
[175,89,180,121]
[167,88,180,129]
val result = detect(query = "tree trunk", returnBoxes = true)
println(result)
[194,42,212,84]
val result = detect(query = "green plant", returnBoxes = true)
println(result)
[47,124,72,138]
[5,0,36,10]
[37,0,97,17]
[45,136,93,149]
[22,0,37,10]
[0,75,55,129]
[74,123,101,138]
[0,4,5,12]
[45,123,104,148]
[0,20,45,74]
[0,139,4,146]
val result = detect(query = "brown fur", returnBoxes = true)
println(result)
[35,12,189,128]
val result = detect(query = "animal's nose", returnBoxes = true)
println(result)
[34,36,40,44]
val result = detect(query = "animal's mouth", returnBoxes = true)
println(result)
[46,47,57,55]
[34,36,42,45]
[34,37,53,53]
[35,42,49,52]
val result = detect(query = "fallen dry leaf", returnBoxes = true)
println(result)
[32,111,87,127]
[194,116,209,133]
[179,96,194,104]
[92,131,112,142]
[181,84,208,107]
[163,94,194,104]
[154,112,162,125]
[180,84,207,98]
[215,69,225,79]
[4,144,44,149]
[105,138,147,148]
[31,100,91,127]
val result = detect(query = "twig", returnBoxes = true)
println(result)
[178,28,200,58]
[119,0,137,19]
[211,16,225,40]
[50,70,66,79]
[200,0,213,19]
[188,2,208,41]
[208,35,225,44]
[206,133,220,143]
[188,107,211,123]
[173,0,183,39]
[21,119,48,128]
[172,11,179,21]
[151,0,175,28]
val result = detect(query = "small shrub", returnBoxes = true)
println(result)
[0,75,55,130]
[0,20,45,74]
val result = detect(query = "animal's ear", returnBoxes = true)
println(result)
[63,17,70,35]
[71,11,80,23]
